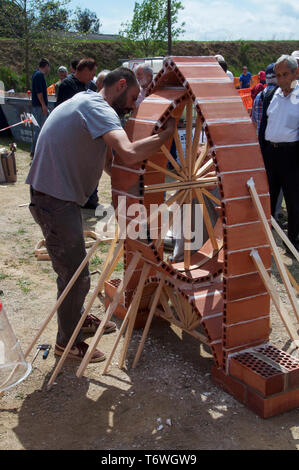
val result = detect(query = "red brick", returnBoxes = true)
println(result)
[229,354,285,396]
[224,222,268,252]
[220,170,268,199]
[225,246,271,277]
[224,293,270,324]
[215,145,264,173]
[224,273,267,302]
[246,387,299,419]
[223,316,270,349]
[223,195,270,226]
[208,121,258,147]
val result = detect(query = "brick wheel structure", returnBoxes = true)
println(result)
[106,56,299,418]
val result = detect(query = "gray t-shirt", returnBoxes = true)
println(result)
[26,90,122,206]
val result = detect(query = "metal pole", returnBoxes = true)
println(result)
[167,0,172,56]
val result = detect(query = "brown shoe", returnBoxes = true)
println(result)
[81,314,116,334]
[54,341,106,363]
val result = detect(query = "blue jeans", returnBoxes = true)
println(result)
[31,106,48,155]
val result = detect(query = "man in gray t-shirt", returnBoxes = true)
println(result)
[26,66,175,363]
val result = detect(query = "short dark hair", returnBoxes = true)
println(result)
[77,58,97,72]
[103,67,138,89]
[71,59,79,71]
[39,58,50,68]
[218,60,227,73]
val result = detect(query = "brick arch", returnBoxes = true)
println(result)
[111,56,271,370]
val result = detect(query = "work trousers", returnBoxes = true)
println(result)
[262,142,299,247]
[29,188,90,346]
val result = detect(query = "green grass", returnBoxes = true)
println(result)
[17,279,32,293]
[90,255,103,268]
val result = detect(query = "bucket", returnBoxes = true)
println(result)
[0,302,31,392]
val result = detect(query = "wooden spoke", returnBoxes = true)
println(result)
[191,114,203,171]
[193,142,209,175]
[183,190,192,270]
[159,146,187,179]
[173,127,188,175]
[144,177,218,194]
[195,158,214,179]
[194,188,219,251]
[185,99,193,178]
[200,188,221,206]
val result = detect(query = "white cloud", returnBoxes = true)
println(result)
[171,0,299,40]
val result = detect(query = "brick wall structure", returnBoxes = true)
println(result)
[105,56,299,418]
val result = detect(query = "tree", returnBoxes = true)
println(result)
[73,7,101,34]
[0,0,71,88]
[37,0,71,31]
[119,0,185,57]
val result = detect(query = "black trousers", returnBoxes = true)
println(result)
[262,142,299,247]
[29,188,90,346]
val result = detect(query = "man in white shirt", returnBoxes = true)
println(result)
[135,63,153,106]
[259,55,299,251]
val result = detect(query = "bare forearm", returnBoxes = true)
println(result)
[124,129,171,164]
[37,92,46,108]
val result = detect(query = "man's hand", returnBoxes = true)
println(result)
[42,105,48,116]
[160,117,176,140]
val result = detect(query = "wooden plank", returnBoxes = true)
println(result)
[247,177,299,323]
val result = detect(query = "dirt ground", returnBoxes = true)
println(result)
[0,138,298,451]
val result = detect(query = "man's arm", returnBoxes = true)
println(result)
[104,146,113,176]
[36,92,48,115]
[102,118,176,166]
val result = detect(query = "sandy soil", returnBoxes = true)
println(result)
[0,139,298,451]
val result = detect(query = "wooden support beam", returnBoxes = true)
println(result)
[76,251,142,378]
[271,216,299,263]
[132,274,166,369]
[247,177,299,323]
[47,239,124,389]
[250,249,299,348]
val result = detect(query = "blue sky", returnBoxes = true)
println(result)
[68,0,299,40]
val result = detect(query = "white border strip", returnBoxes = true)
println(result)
[205,117,251,125]
[226,244,270,255]
[222,192,269,203]
[112,164,145,175]
[215,142,259,149]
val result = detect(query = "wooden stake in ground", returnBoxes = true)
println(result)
[47,239,124,389]
[76,251,142,378]
[132,274,166,369]
[247,177,299,324]
[102,262,152,374]
[271,216,299,263]
[250,249,299,348]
